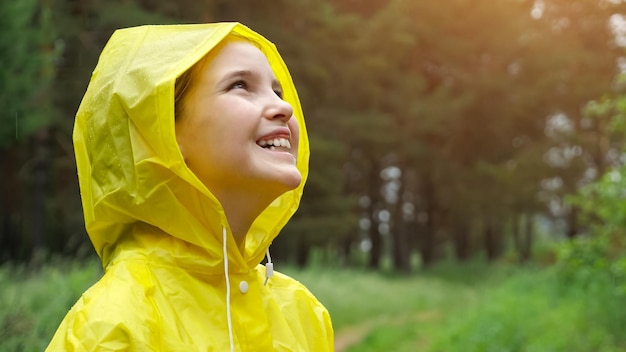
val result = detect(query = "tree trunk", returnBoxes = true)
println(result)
[594,111,609,177]
[340,235,354,267]
[521,214,533,262]
[567,207,579,238]
[392,221,411,272]
[367,160,382,270]
[0,145,22,263]
[31,128,51,254]
[512,214,522,260]
[392,165,411,272]
[419,175,437,267]
[512,213,533,262]
[367,215,382,270]
[294,240,310,267]
[484,217,502,261]
[452,221,471,261]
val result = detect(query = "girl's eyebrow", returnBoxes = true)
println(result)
[218,69,282,90]
[220,69,254,84]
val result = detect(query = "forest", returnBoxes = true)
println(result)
[3,0,626,268]
[2,1,626,350]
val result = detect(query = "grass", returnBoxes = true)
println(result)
[283,265,480,331]
[1,257,625,351]
[0,259,102,352]
[285,261,514,351]
[425,267,626,352]
[294,261,626,352]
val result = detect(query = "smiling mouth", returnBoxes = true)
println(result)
[257,137,291,152]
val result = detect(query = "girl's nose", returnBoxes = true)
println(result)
[264,93,294,122]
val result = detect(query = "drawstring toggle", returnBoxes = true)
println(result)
[264,248,274,286]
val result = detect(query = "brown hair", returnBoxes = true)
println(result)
[174,65,197,120]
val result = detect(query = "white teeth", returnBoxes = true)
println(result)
[258,137,291,150]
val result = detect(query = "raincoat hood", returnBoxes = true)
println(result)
[75,22,309,271]
[48,23,332,352]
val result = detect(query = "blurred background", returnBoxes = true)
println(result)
[2,0,626,351]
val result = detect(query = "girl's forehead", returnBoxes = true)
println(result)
[201,39,278,83]
[206,40,273,74]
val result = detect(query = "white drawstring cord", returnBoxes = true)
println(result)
[264,248,274,286]
[223,230,273,351]
[223,227,234,352]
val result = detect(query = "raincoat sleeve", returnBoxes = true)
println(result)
[46,308,133,351]
[299,283,334,349]
[319,298,334,349]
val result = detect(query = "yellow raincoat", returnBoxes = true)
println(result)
[46,23,333,351]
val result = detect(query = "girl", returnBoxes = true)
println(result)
[46,23,333,351]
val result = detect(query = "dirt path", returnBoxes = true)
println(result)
[334,320,377,352]
[333,311,441,352]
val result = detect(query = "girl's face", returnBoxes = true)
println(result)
[175,39,301,201]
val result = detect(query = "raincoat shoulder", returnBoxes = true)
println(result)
[46,261,158,351]
[47,237,334,351]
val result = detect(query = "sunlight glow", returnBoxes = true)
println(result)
[609,14,626,47]
[531,0,545,19]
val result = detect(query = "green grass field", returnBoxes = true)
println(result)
[1,257,625,351]
[285,258,626,352]
[0,259,103,352]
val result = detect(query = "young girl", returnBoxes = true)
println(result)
[46,23,333,351]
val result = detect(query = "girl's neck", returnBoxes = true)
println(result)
[218,192,274,251]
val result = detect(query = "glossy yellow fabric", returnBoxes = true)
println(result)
[46,23,333,351]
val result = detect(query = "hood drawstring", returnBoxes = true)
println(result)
[264,248,274,286]
[223,228,274,351]
[222,227,235,352]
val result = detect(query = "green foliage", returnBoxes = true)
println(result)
[4,0,626,268]
[346,323,423,352]
[428,273,622,352]
[0,259,101,352]
[94,1,176,28]
[614,256,626,296]
[570,166,626,234]
[0,0,59,147]
[562,87,626,296]
[554,235,626,337]
[555,236,614,288]
[424,239,626,352]
[298,256,625,351]
[3,259,626,351]
[567,88,626,238]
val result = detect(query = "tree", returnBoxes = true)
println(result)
[537,0,626,238]
[0,0,60,261]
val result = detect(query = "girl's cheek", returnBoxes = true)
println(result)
[288,118,300,153]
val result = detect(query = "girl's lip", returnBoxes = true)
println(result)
[256,127,292,143]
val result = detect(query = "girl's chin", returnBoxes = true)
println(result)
[283,170,303,189]
[271,172,302,195]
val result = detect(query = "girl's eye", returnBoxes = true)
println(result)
[230,80,247,90]
[274,89,283,99]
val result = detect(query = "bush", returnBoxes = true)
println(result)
[554,235,626,341]
[425,236,626,352]
[427,267,624,352]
